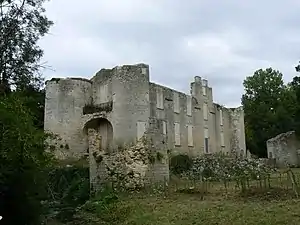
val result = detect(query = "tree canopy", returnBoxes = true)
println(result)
[0,0,53,224]
[0,0,53,94]
[242,68,297,157]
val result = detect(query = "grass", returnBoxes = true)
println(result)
[56,169,300,225]
[68,190,300,225]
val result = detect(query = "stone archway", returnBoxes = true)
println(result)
[84,118,113,152]
[83,118,113,192]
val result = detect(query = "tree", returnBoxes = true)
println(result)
[16,85,45,129]
[291,64,300,136]
[0,0,53,94]
[0,95,52,225]
[242,68,296,157]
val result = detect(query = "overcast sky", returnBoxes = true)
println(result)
[39,0,300,107]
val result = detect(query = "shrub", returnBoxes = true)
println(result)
[170,154,193,175]
[46,165,90,222]
[188,153,274,184]
[0,95,53,225]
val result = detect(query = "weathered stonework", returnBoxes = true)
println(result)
[267,131,300,168]
[44,63,246,189]
[228,106,247,157]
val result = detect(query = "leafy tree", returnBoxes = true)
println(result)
[0,0,53,94]
[16,85,45,129]
[0,0,53,224]
[0,94,52,225]
[291,64,300,136]
[242,68,296,157]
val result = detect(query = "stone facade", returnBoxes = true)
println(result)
[44,63,246,188]
[267,131,300,168]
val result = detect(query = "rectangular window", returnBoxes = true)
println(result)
[162,121,167,135]
[156,87,164,109]
[268,151,273,158]
[220,132,225,147]
[137,121,147,140]
[187,125,193,147]
[187,96,192,116]
[204,128,209,153]
[220,109,223,126]
[174,92,180,113]
[203,103,208,120]
[202,86,206,96]
[100,84,108,103]
[174,122,180,146]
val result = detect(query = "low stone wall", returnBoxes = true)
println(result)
[267,131,300,168]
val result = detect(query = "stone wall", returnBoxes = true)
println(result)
[267,131,300,168]
[44,63,247,189]
[148,77,246,157]
[227,106,246,157]
[44,78,92,159]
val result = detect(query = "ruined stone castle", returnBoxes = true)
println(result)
[44,63,246,188]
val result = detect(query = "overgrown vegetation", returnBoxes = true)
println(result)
[170,154,193,175]
[0,95,53,225]
[83,101,113,115]
[45,165,90,223]
[242,68,299,157]
[3,1,300,225]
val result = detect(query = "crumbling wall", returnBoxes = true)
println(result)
[227,106,246,157]
[44,78,92,159]
[267,131,300,168]
[87,117,169,192]
[89,135,168,191]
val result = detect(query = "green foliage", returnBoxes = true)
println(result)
[46,166,90,223]
[0,95,53,225]
[170,154,193,175]
[188,153,273,181]
[15,86,45,129]
[290,76,300,137]
[71,188,132,225]
[156,152,164,162]
[242,68,296,157]
[0,0,53,93]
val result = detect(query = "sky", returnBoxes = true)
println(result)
[39,0,300,107]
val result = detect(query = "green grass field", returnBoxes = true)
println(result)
[68,189,300,225]
[47,168,300,225]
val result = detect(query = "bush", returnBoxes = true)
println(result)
[0,95,53,225]
[46,166,90,222]
[188,153,274,183]
[170,154,193,175]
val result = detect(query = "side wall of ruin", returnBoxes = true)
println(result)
[148,76,245,156]
[267,131,300,167]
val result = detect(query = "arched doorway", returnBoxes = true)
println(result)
[84,118,113,152]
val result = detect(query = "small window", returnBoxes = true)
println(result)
[174,122,180,146]
[162,121,167,135]
[204,138,209,153]
[203,103,208,120]
[220,132,225,147]
[202,86,206,96]
[174,92,180,113]
[187,96,192,116]
[187,125,193,147]
[100,84,108,103]
[220,109,223,126]
[204,128,209,153]
[156,87,164,109]
[268,151,273,158]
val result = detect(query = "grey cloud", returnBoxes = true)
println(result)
[40,0,300,107]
